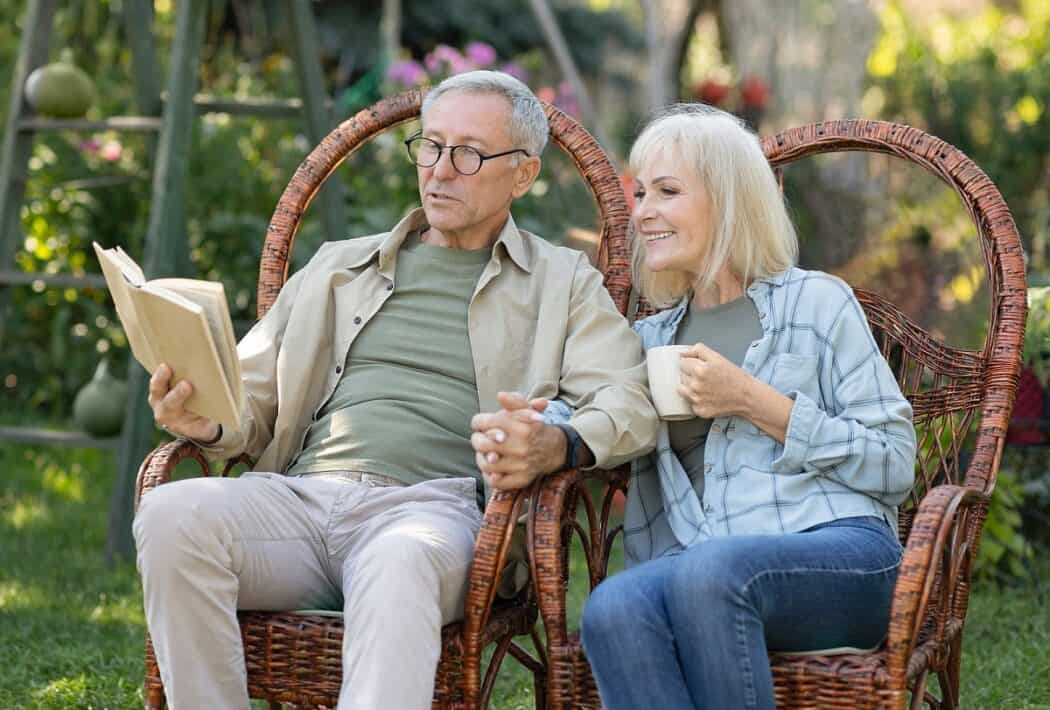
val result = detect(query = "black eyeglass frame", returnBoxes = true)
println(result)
[404,133,531,175]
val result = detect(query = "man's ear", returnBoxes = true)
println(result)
[511,156,542,199]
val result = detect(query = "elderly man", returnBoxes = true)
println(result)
[135,70,656,709]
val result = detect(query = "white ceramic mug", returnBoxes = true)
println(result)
[646,344,694,421]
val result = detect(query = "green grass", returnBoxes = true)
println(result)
[1,442,1049,708]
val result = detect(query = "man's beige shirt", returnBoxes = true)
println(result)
[203,207,658,474]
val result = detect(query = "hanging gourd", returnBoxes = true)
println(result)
[25,52,96,119]
[72,359,127,437]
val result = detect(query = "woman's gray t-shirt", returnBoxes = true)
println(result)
[669,296,763,479]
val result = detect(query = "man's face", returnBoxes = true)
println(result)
[417,91,537,239]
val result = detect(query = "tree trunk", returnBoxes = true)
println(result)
[718,0,882,270]
[640,0,707,111]
[380,0,400,67]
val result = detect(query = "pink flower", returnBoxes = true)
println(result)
[78,139,100,154]
[464,41,497,68]
[99,140,122,162]
[386,60,426,87]
[536,86,557,104]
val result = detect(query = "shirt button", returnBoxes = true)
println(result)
[335,365,342,374]
[712,423,721,432]
[353,316,362,325]
[704,504,714,513]
[386,283,394,291]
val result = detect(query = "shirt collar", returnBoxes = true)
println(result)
[750,267,793,290]
[344,207,532,276]
[491,212,532,274]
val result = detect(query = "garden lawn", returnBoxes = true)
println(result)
[1,442,1049,709]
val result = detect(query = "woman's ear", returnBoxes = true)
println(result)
[512,156,542,198]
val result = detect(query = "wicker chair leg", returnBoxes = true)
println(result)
[534,671,548,710]
[144,685,165,709]
[938,634,963,709]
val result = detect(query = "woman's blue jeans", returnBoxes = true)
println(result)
[580,516,902,710]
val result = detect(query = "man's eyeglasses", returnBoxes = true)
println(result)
[404,134,530,176]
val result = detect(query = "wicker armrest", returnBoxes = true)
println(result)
[523,468,588,652]
[134,438,213,510]
[460,484,534,704]
[886,483,985,685]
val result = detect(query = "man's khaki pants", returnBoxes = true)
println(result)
[133,471,483,709]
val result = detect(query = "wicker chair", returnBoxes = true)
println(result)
[525,120,1027,709]
[135,89,631,709]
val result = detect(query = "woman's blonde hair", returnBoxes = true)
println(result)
[629,104,798,307]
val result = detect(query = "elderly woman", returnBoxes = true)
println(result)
[578,105,917,710]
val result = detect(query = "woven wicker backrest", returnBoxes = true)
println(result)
[257,89,633,318]
[765,121,1026,542]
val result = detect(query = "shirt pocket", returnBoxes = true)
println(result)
[769,353,820,402]
[725,415,761,439]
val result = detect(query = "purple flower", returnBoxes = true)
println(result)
[386,60,426,87]
[464,41,497,68]
[499,62,529,83]
[424,44,466,75]
[553,81,580,117]
[555,97,580,118]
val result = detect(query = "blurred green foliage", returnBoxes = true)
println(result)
[870,0,1050,285]
[1024,286,1050,381]
[975,467,1033,583]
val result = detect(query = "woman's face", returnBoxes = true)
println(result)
[632,155,713,276]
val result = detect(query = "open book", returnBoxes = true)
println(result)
[92,242,242,432]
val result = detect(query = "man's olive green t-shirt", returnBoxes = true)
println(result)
[669,296,762,479]
[287,232,490,488]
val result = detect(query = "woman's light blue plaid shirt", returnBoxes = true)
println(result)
[550,267,916,567]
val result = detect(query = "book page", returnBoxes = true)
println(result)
[131,288,241,429]
[92,242,159,371]
[111,246,145,284]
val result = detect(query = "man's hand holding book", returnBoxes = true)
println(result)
[148,363,224,445]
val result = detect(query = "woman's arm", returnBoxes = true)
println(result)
[769,292,916,505]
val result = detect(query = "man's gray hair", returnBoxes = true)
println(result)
[422,70,549,157]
